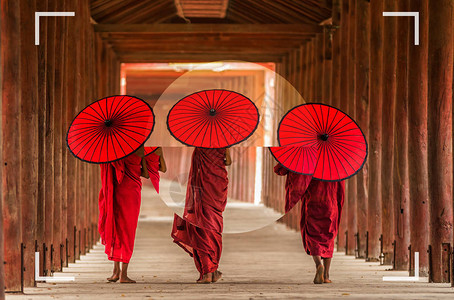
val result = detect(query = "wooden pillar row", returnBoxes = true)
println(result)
[427,0,453,283]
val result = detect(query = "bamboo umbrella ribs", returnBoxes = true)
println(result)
[271,103,368,182]
[269,146,317,175]
[66,95,155,164]
[167,89,260,148]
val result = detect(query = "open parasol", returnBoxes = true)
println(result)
[276,103,367,181]
[66,95,155,164]
[167,89,259,148]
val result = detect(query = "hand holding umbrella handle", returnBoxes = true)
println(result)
[157,147,167,173]
[224,148,232,166]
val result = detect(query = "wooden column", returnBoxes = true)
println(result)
[19,0,39,285]
[393,0,410,271]
[300,45,306,100]
[0,2,3,295]
[304,43,312,101]
[296,46,303,97]
[61,0,69,268]
[346,0,357,256]
[44,0,56,274]
[408,0,429,277]
[308,40,315,100]
[65,12,77,260]
[331,0,341,109]
[36,0,48,275]
[338,0,350,252]
[79,0,87,257]
[0,25,4,295]
[322,27,332,105]
[52,0,65,272]
[1,0,21,291]
[367,0,383,261]
[381,0,397,265]
[428,0,453,283]
[315,34,324,102]
[355,0,369,259]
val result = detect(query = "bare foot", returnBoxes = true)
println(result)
[313,265,324,284]
[324,278,332,283]
[196,273,212,284]
[212,270,222,283]
[119,276,136,283]
[107,273,120,282]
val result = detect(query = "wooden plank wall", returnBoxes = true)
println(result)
[1,0,120,292]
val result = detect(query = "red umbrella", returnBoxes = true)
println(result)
[167,89,259,148]
[269,146,317,175]
[67,95,155,164]
[277,103,367,181]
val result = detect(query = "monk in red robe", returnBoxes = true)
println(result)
[98,146,166,283]
[274,163,344,284]
[171,148,231,283]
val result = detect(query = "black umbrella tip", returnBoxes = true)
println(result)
[105,119,113,127]
[319,133,329,141]
[209,108,216,116]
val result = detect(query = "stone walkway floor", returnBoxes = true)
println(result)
[7,186,454,299]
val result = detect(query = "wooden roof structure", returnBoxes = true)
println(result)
[91,0,331,62]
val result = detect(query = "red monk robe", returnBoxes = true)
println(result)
[171,148,229,283]
[144,151,161,193]
[98,152,160,264]
[274,163,344,283]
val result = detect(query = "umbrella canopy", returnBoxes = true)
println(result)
[269,146,317,175]
[144,146,158,156]
[167,89,259,148]
[277,103,367,181]
[67,95,155,164]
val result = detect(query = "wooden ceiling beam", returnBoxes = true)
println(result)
[231,0,282,23]
[112,47,292,54]
[109,42,307,49]
[117,52,283,62]
[116,48,289,54]
[120,1,176,24]
[94,23,323,34]
[102,33,314,39]
[94,0,169,23]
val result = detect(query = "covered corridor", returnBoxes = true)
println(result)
[1,0,454,298]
